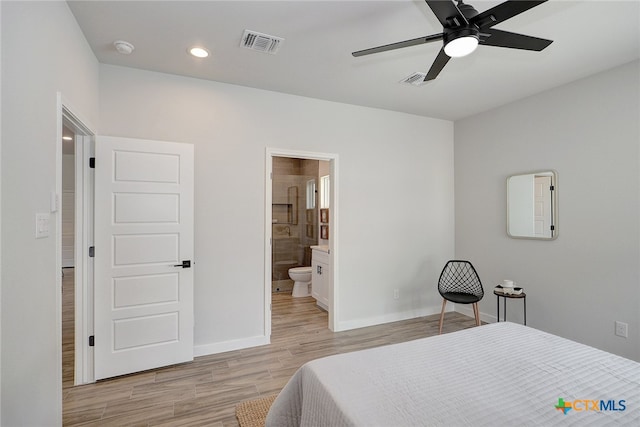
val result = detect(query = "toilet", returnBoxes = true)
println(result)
[288,266,312,297]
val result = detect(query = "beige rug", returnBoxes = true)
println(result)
[236,394,278,427]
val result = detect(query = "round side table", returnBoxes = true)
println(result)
[494,287,526,325]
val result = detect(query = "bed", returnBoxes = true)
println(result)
[266,322,639,426]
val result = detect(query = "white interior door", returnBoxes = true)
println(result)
[94,136,194,380]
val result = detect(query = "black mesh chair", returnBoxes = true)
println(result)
[438,260,484,334]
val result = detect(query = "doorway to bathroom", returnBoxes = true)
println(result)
[265,148,338,333]
[271,157,327,293]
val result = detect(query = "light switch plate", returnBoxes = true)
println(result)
[50,191,59,212]
[36,213,50,239]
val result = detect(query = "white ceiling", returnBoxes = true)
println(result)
[68,0,640,121]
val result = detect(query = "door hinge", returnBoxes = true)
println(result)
[88,335,95,347]
[89,157,95,168]
[550,225,555,231]
[550,185,554,191]
[89,246,95,257]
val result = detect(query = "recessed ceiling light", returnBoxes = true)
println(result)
[62,136,73,141]
[189,47,209,58]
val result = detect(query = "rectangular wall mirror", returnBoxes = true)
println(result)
[507,170,557,240]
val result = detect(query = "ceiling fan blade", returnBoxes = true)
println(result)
[352,34,443,57]
[471,0,548,29]
[424,48,451,81]
[480,28,552,51]
[425,0,467,28]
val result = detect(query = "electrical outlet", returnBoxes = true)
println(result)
[615,321,628,338]
[393,289,399,299]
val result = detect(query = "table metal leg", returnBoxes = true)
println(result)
[495,293,527,325]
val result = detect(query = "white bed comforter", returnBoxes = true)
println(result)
[266,322,639,426]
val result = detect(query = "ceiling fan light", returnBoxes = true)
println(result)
[444,36,478,58]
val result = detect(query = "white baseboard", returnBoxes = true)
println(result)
[193,305,496,357]
[194,335,270,357]
[336,305,452,332]
[454,304,496,324]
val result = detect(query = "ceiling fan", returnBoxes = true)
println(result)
[352,0,553,82]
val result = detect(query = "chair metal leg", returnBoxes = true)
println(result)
[438,299,447,334]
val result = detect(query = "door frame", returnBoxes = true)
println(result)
[265,148,339,333]
[57,94,96,387]
[73,131,94,385]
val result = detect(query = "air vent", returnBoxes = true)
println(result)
[241,30,283,54]
[400,72,428,86]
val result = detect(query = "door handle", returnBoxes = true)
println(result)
[173,260,191,268]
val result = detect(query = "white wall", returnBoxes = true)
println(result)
[99,64,454,349]
[0,1,3,421]
[455,61,640,361]
[1,1,99,424]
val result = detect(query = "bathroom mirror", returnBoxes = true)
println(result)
[507,170,557,240]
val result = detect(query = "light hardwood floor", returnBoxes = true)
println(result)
[62,269,478,426]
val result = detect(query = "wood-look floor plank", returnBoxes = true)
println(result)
[63,406,106,426]
[150,412,225,427]
[254,377,291,396]
[78,402,175,427]
[101,395,183,419]
[63,270,478,426]
[173,387,257,424]
[153,368,216,385]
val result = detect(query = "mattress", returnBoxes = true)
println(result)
[266,322,639,426]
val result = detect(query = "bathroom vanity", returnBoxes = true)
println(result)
[311,245,329,311]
